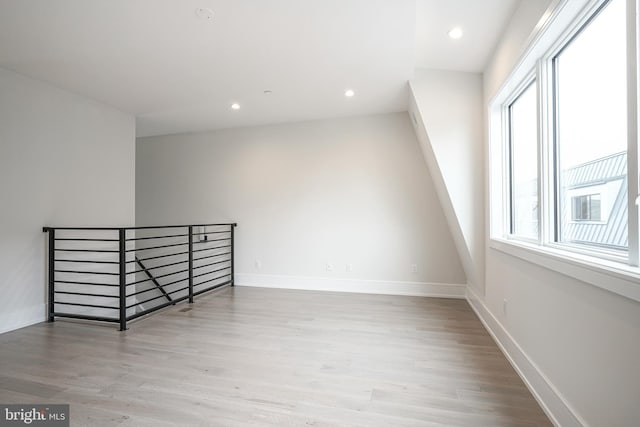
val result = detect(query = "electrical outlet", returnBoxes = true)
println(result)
[255,259,262,270]
[346,263,352,273]
[326,262,334,272]
[411,264,418,273]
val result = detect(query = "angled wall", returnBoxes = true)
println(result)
[408,69,485,291]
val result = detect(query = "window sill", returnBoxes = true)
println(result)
[489,238,640,303]
[568,220,606,225]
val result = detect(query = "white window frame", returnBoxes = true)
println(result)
[488,0,640,303]
[505,74,539,243]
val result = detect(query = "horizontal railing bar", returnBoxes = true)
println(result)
[127,232,230,243]
[127,275,187,291]
[125,241,188,253]
[44,227,122,231]
[52,313,119,323]
[130,259,189,275]
[55,259,119,265]
[54,269,119,276]
[131,250,189,263]
[197,230,232,236]
[126,233,189,242]
[126,284,169,298]
[55,290,119,298]
[55,238,119,242]
[195,237,230,243]
[128,267,189,286]
[43,223,236,232]
[126,295,191,321]
[127,293,171,309]
[54,301,119,309]
[128,285,190,308]
[193,259,231,271]
[193,272,232,287]
[193,280,232,296]
[55,280,119,287]
[193,244,231,254]
[193,251,231,262]
[157,284,192,297]
[54,248,118,253]
[126,225,185,230]
[127,223,236,230]
[193,265,231,280]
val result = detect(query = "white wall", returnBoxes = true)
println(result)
[136,113,467,296]
[479,1,640,426]
[408,69,485,291]
[0,67,135,333]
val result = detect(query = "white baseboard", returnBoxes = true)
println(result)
[466,286,586,427]
[235,273,466,298]
[0,303,45,334]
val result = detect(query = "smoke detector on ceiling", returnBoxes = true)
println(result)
[195,8,214,21]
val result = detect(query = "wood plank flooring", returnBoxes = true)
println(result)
[0,286,552,426]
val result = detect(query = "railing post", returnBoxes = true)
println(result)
[231,224,235,286]
[188,226,194,303]
[118,228,127,331]
[47,228,55,322]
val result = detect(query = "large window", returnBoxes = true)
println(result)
[494,0,638,269]
[553,0,628,250]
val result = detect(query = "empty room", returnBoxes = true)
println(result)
[0,0,639,426]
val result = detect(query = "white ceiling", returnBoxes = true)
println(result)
[0,0,517,137]
[415,0,518,72]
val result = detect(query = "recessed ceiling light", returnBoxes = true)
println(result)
[448,27,463,39]
[345,89,355,97]
[195,7,214,21]
[231,103,240,110]
[263,90,272,95]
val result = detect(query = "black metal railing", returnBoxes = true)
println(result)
[42,223,237,330]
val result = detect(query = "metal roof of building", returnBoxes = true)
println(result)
[563,151,626,188]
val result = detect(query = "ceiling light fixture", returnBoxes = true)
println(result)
[448,27,463,39]
[195,7,214,21]
[231,103,240,110]
[345,89,355,97]
[263,90,272,95]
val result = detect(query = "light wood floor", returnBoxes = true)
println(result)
[0,287,552,427]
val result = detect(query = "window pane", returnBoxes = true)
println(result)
[571,194,603,221]
[591,195,601,220]
[555,0,627,250]
[510,82,538,239]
